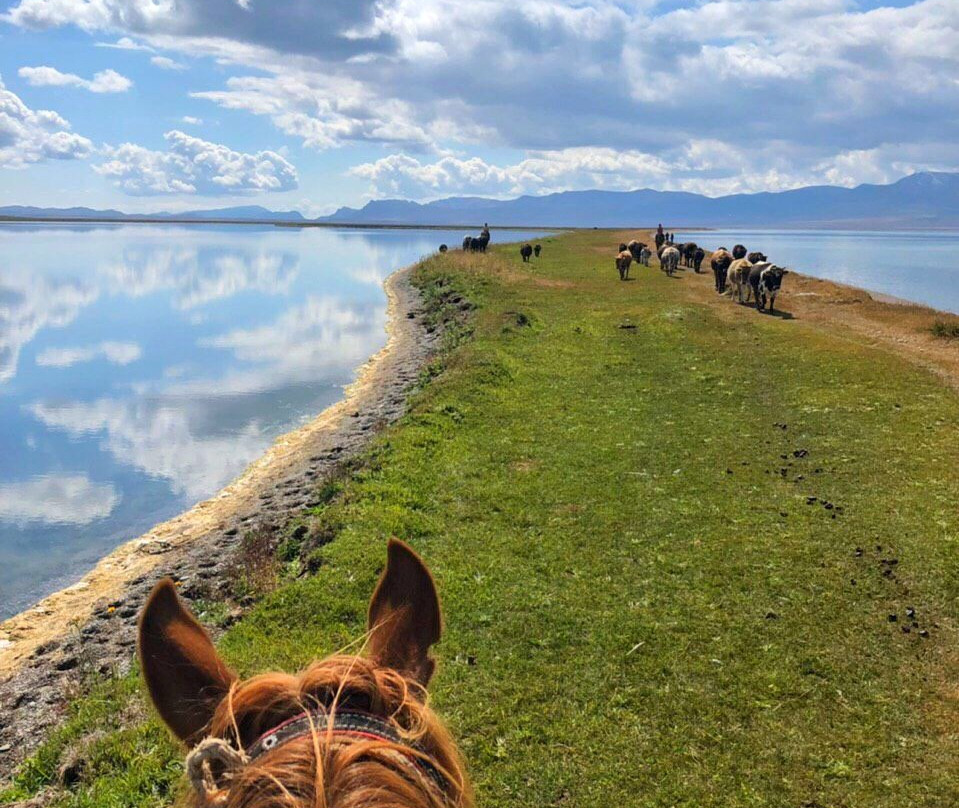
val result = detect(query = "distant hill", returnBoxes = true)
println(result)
[3,173,958,229]
[0,205,306,222]
[320,172,959,229]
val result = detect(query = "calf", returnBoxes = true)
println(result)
[616,250,633,280]
[520,243,533,262]
[639,246,651,267]
[748,263,788,312]
[534,244,542,257]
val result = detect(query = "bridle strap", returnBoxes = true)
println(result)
[245,709,450,794]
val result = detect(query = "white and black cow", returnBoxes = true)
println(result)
[748,262,788,312]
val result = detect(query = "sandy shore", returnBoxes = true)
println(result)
[0,262,439,770]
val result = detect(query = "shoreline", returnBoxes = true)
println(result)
[0,260,438,770]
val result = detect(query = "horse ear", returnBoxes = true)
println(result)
[138,579,236,745]
[367,539,442,687]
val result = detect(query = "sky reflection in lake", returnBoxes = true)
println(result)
[0,223,545,618]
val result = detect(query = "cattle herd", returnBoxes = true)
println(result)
[443,225,788,314]
[618,232,788,313]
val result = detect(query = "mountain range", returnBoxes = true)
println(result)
[2,172,958,229]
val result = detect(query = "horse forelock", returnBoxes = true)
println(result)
[198,655,470,808]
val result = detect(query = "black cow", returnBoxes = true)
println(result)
[468,233,490,252]
[679,242,698,268]
[534,244,542,257]
[747,251,767,264]
[627,240,646,264]
[748,264,788,312]
[462,236,472,250]
[732,244,747,260]
[439,244,448,253]
[520,244,533,262]
[693,247,705,273]
[654,232,665,251]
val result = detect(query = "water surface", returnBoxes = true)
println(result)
[674,229,959,314]
[0,223,546,618]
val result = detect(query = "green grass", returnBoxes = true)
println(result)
[4,230,959,806]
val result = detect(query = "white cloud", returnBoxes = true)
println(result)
[192,73,433,150]
[4,0,959,194]
[18,65,133,93]
[36,341,142,368]
[151,55,186,71]
[93,129,298,195]
[181,115,203,125]
[0,474,119,525]
[95,36,154,51]
[0,74,93,168]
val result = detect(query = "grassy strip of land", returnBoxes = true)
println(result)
[4,230,959,807]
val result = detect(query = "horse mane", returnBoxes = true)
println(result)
[197,655,472,808]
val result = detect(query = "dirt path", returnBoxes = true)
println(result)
[622,230,959,391]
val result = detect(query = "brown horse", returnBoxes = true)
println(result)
[138,539,471,808]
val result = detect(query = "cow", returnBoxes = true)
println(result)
[619,242,628,253]
[520,243,533,262]
[462,235,472,250]
[710,248,732,293]
[627,240,646,264]
[748,263,788,312]
[534,244,542,257]
[679,242,698,268]
[638,246,651,267]
[732,244,747,260]
[693,247,705,273]
[439,244,448,253]
[726,258,753,303]
[616,250,633,280]
[747,251,767,264]
[659,245,680,276]
[655,231,666,251]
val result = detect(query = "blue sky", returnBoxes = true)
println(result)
[0,0,956,214]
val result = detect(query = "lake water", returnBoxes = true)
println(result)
[674,229,959,315]
[0,223,545,619]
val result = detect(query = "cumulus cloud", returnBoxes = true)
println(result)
[0,75,93,168]
[18,66,132,93]
[181,116,203,125]
[93,129,298,195]
[4,0,959,193]
[36,341,142,368]
[0,474,119,525]
[350,141,943,200]
[150,55,186,71]
[191,73,434,150]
